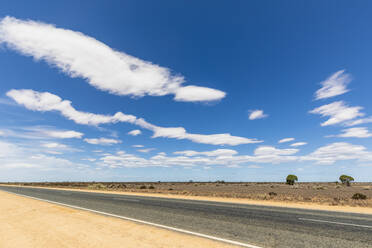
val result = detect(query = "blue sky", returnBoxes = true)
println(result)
[1,0,372,182]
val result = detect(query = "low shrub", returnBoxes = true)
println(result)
[139,185,147,189]
[148,185,155,189]
[268,192,277,196]
[352,193,367,200]
[88,183,105,190]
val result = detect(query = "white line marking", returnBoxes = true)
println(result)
[3,190,262,248]
[299,218,372,229]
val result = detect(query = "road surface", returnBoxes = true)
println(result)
[0,185,371,248]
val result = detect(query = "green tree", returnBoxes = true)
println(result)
[339,175,354,186]
[286,174,298,185]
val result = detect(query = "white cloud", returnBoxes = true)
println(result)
[174,149,238,157]
[330,127,372,138]
[0,16,225,102]
[41,142,68,149]
[132,145,144,148]
[128,129,141,136]
[249,110,268,120]
[315,70,351,100]
[345,117,372,126]
[44,130,83,139]
[173,86,226,102]
[82,158,97,162]
[290,142,307,147]
[301,142,372,165]
[93,142,372,168]
[84,138,121,145]
[0,126,83,140]
[99,146,300,168]
[137,148,155,153]
[254,146,299,156]
[45,150,63,155]
[0,140,20,158]
[0,141,88,171]
[6,89,137,126]
[310,101,364,126]
[7,89,261,146]
[278,137,295,143]
[0,130,4,136]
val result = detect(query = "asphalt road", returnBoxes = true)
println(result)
[1,185,371,248]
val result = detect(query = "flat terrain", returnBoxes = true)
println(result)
[0,190,237,248]
[1,185,372,248]
[8,181,372,208]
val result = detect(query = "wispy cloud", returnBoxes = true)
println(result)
[128,129,141,136]
[315,70,351,100]
[301,142,372,165]
[84,138,121,145]
[0,140,88,171]
[345,116,372,126]
[278,137,295,143]
[173,149,238,157]
[254,146,299,156]
[328,127,372,138]
[0,16,225,102]
[41,142,68,149]
[7,89,262,146]
[43,130,83,139]
[137,148,156,153]
[310,101,364,126]
[132,145,144,148]
[0,126,83,140]
[249,110,268,120]
[290,142,307,147]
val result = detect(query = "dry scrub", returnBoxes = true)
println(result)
[7,182,372,208]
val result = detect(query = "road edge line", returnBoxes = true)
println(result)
[299,217,372,229]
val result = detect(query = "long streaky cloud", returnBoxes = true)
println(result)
[7,89,261,146]
[315,70,351,100]
[310,101,364,126]
[329,127,372,138]
[0,16,225,102]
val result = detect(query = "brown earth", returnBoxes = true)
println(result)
[0,190,237,248]
[6,181,372,208]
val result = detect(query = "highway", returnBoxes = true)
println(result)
[0,185,371,248]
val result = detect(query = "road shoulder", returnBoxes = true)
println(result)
[0,190,237,248]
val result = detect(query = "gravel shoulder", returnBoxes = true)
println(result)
[0,190,237,248]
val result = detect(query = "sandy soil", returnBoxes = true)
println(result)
[3,184,372,215]
[0,190,237,248]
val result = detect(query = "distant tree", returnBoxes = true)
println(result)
[339,175,354,186]
[286,175,298,185]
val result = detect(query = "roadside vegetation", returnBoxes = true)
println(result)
[3,174,370,208]
[286,175,298,185]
